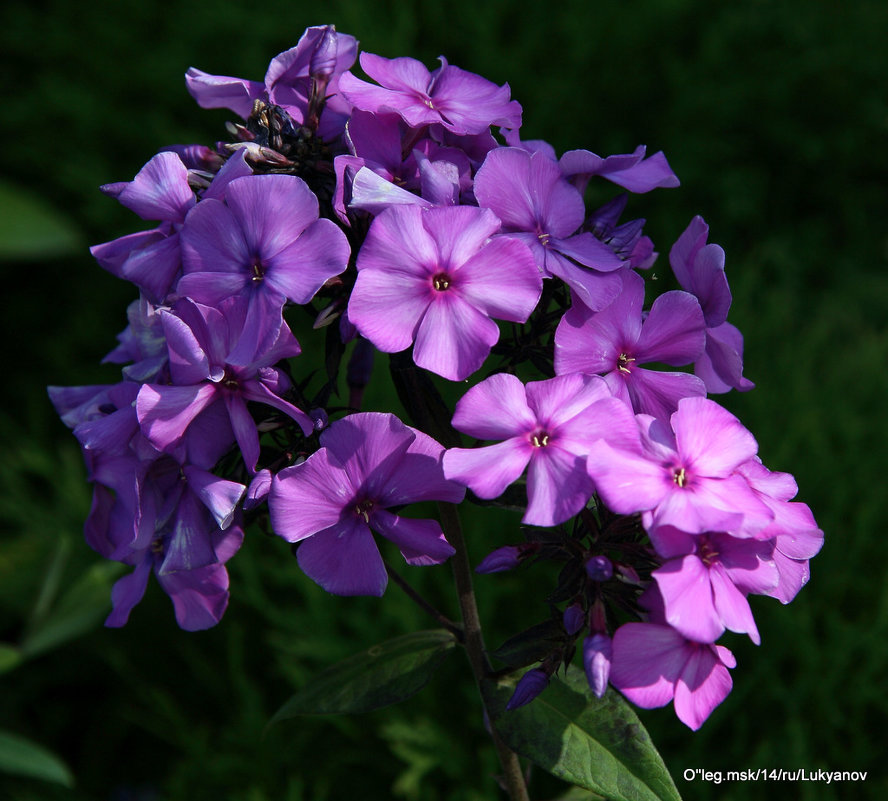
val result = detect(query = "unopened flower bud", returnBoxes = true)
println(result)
[506,668,549,710]
[583,633,613,698]
[563,602,585,636]
[585,554,613,582]
[475,545,522,574]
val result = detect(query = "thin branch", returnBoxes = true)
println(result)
[439,502,531,801]
[384,560,464,641]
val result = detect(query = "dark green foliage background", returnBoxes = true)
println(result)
[1,0,886,798]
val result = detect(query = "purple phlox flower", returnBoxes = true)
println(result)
[736,458,823,603]
[443,372,636,526]
[178,173,350,364]
[559,145,680,195]
[554,269,707,420]
[473,147,624,310]
[650,526,778,645]
[506,667,550,710]
[475,544,530,574]
[135,296,312,473]
[104,455,246,631]
[501,127,558,160]
[268,412,464,597]
[90,151,195,302]
[669,216,754,393]
[102,297,169,383]
[586,396,774,537]
[335,111,473,220]
[587,195,657,270]
[186,25,358,141]
[583,633,613,698]
[610,620,735,730]
[348,204,541,381]
[339,52,522,136]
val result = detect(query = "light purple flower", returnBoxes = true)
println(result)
[610,621,735,730]
[268,413,465,597]
[178,173,350,363]
[135,297,312,472]
[339,52,522,135]
[473,147,624,310]
[559,145,680,195]
[90,151,195,302]
[669,217,754,393]
[186,25,358,141]
[554,269,706,419]
[443,373,633,526]
[348,204,541,381]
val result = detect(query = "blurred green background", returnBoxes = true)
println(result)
[2,0,887,799]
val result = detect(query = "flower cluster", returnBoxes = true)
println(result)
[51,24,820,728]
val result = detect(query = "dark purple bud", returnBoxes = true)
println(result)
[347,337,376,390]
[583,633,613,698]
[563,602,585,636]
[475,545,522,574]
[585,555,613,582]
[506,668,549,710]
[617,563,641,584]
[309,408,328,432]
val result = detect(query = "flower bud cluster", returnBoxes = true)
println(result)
[50,24,821,728]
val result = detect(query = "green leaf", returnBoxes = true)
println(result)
[492,618,567,669]
[270,629,458,722]
[485,667,681,801]
[0,644,22,675]
[0,730,74,787]
[0,180,82,261]
[20,561,124,660]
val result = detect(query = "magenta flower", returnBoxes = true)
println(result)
[339,52,522,135]
[554,269,706,419]
[178,173,350,364]
[268,413,465,597]
[443,373,634,526]
[348,204,541,380]
[610,621,735,730]
[586,396,774,537]
[650,527,778,645]
[473,147,625,310]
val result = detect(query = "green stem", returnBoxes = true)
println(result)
[439,502,531,801]
[384,560,464,641]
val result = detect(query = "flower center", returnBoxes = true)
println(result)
[432,272,452,291]
[538,231,551,247]
[353,499,374,523]
[530,430,551,448]
[617,353,636,374]
[698,536,719,566]
[672,467,687,488]
[250,257,265,282]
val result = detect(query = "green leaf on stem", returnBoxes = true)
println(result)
[269,629,458,722]
[484,667,681,801]
[0,730,74,786]
[492,618,567,669]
